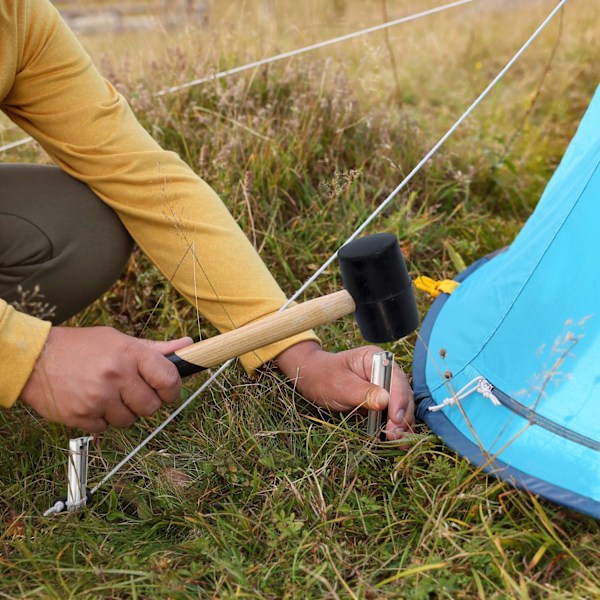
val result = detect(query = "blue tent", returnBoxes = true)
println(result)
[413,85,600,519]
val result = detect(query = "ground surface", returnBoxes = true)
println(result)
[1,1,599,598]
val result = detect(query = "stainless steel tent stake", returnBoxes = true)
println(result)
[44,436,93,516]
[66,436,93,510]
[367,351,394,436]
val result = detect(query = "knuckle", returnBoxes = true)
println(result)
[356,345,383,372]
[156,364,182,400]
[111,415,136,429]
[73,401,95,420]
[99,358,125,382]
[164,362,182,388]
[364,388,376,409]
[137,398,161,417]
[85,389,110,411]
[148,400,162,416]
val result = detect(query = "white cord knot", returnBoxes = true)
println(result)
[475,378,501,406]
[43,500,66,517]
[428,376,500,412]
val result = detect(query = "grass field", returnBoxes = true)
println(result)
[1,0,600,597]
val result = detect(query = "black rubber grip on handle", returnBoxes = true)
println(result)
[167,352,207,378]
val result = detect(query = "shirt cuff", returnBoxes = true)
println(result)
[0,302,52,408]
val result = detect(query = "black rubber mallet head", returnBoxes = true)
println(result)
[338,232,419,343]
[168,233,420,376]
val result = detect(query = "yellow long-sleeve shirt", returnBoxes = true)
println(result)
[0,0,317,408]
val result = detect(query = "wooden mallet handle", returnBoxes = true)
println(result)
[167,290,356,376]
[167,233,419,377]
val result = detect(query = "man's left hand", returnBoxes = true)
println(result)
[275,341,414,440]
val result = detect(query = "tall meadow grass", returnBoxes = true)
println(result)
[1,0,599,597]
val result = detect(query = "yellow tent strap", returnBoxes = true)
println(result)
[414,276,460,298]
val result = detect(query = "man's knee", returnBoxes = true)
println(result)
[0,164,133,323]
[0,214,52,287]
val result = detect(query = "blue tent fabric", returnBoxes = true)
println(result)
[413,85,600,519]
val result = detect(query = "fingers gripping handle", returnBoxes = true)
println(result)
[167,290,357,377]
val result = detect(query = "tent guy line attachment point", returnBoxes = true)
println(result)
[428,376,501,412]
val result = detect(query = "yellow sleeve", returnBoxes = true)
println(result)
[0,0,318,392]
[0,300,51,408]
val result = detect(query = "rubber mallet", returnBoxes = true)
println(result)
[167,233,419,376]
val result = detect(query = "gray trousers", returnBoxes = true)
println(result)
[0,164,133,324]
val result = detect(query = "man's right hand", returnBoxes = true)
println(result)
[19,327,192,432]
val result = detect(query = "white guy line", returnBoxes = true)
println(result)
[155,0,478,96]
[1,0,478,153]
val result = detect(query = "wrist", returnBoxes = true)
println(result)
[275,340,323,379]
[18,326,60,407]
